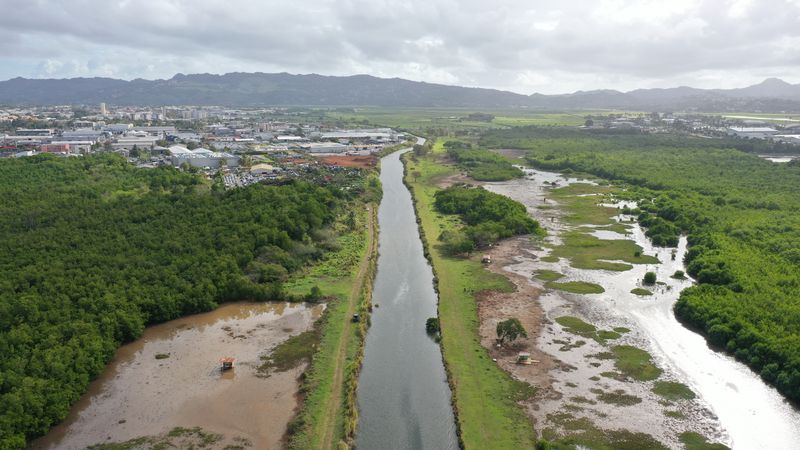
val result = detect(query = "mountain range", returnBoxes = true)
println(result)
[2,72,800,112]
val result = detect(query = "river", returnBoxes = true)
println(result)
[355,148,459,450]
[484,167,800,449]
[29,302,323,450]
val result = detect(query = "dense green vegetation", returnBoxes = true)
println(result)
[481,126,800,402]
[0,154,362,448]
[434,184,542,254]
[443,140,523,181]
[496,318,527,344]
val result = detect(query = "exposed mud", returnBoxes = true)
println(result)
[477,236,559,408]
[478,166,800,449]
[30,302,324,450]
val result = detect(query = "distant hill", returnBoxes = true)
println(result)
[2,72,800,111]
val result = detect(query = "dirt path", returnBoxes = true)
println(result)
[319,205,377,450]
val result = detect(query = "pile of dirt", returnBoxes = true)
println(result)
[319,155,377,168]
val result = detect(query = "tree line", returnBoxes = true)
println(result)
[443,140,523,181]
[434,184,542,255]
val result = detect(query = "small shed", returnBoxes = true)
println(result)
[516,352,532,365]
[220,357,235,370]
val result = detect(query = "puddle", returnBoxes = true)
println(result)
[30,302,324,450]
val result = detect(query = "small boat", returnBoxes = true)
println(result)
[220,357,235,370]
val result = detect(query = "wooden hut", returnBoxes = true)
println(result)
[220,357,235,370]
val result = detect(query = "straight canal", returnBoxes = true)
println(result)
[355,148,459,450]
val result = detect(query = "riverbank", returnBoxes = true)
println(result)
[286,196,379,449]
[401,141,539,449]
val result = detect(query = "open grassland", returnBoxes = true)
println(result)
[403,142,538,449]
[325,107,631,134]
[492,113,587,127]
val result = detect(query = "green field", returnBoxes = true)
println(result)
[403,142,538,449]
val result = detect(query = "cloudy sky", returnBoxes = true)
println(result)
[1,0,799,94]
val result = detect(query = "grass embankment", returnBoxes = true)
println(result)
[286,196,379,449]
[403,142,538,449]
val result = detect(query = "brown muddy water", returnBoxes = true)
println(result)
[29,302,324,450]
[483,167,800,449]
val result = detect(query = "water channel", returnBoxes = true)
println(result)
[355,148,459,450]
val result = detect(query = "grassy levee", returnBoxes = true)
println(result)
[402,141,538,449]
[286,199,379,450]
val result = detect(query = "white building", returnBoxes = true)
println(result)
[168,145,240,169]
[112,136,158,151]
[727,127,779,139]
[319,128,396,142]
[303,142,350,154]
[104,124,133,134]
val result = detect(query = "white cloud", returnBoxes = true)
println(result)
[0,0,798,93]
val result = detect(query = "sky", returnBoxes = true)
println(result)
[1,0,799,94]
